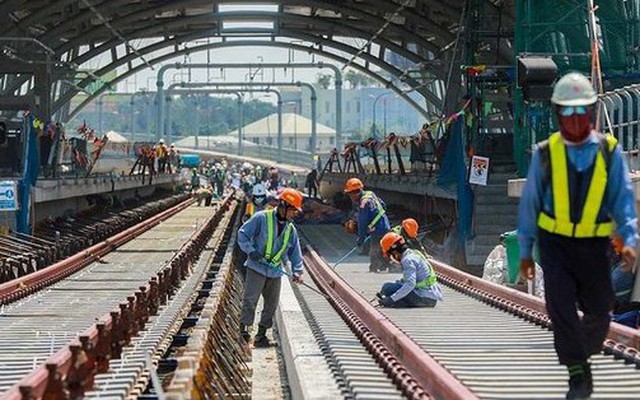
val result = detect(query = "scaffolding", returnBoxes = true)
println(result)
[513,0,640,175]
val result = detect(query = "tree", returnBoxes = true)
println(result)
[344,69,378,89]
[316,73,332,89]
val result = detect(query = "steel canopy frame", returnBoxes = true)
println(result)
[64,41,435,138]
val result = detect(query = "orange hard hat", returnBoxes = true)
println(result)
[344,219,357,234]
[401,218,419,239]
[380,232,405,258]
[279,188,303,211]
[344,177,364,194]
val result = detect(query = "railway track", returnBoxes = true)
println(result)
[0,193,190,284]
[0,194,239,399]
[300,225,640,399]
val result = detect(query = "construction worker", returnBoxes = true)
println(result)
[190,168,199,194]
[344,177,391,272]
[392,218,430,256]
[377,232,442,308]
[238,188,304,347]
[155,139,167,173]
[518,72,638,399]
[243,183,269,223]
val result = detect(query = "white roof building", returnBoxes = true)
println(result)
[227,113,337,152]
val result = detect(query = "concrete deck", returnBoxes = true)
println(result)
[275,276,341,400]
[34,173,178,203]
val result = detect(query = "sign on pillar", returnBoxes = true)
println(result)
[0,181,18,211]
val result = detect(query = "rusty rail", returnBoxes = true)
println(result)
[303,246,478,400]
[430,259,640,365]
[0,194,189,284]
[164,203,251,399]
[0,197,196,305]
[2,195,235,400]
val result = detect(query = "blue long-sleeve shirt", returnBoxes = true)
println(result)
[518,132,638,260]
[238,210,304,278]
[356,191,391,241]
[390,250,443,302]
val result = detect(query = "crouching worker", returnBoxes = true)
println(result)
[377,232,443,308]
[237,188,305,347]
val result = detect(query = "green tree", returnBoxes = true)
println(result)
[316,73,332,89]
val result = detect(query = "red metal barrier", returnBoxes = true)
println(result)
[304,246,479,400]
[1,195,234,400]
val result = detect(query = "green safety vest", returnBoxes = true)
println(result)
[402,249,437,289]
[361,191,386,231]
[537,132,616,238]
[264,209,293,266]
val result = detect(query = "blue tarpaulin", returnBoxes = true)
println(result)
[436,118,474,245]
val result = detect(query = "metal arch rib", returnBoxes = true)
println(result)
[54,11,441,75]
[59,41,434,125]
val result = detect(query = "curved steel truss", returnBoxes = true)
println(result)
[0,0,514,121]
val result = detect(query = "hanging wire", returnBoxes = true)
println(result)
[341,0,412,71]
[80,0,154,70]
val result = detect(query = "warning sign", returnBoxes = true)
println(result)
[469,156,489,186]
[0,181,18,211]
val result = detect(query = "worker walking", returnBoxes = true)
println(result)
[392,218,430,256]
[243,183,269,223]
[344,178,391,272]
[518,72,638,400]
[238,188,305,347]
[377,232,442,308]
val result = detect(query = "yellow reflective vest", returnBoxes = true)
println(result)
[537,132,616,238]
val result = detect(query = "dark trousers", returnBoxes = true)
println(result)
[380,282,437,308]
[306,183,317,198]
[240,268,282,329]
[538,231,613,365]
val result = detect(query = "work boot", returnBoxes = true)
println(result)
[254,325,273,348]
[240,325,251,343]
[565,364,593,399]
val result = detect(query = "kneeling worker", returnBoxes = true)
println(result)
[377,232,443,308]
[238,188,304,347]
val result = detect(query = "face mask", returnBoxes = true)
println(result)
[557,106,593,143]
[254,195,266,206]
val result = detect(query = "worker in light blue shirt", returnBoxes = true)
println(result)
[377,232,442,308]
[517,72,638,400]
[238,188,304,347]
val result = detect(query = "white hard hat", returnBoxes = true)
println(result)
[551,72,597,106]
[252,184,266,196]
[159,138,165,144]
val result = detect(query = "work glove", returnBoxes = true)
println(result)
[248,251,262,262]
[378,296,395,308]
[519,258,535,280]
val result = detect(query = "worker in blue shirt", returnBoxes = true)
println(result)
[377,232,442,308]
[343,178,392,272]
[238,188,304,347]
[518,72,638,400]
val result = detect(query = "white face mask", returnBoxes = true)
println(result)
[254,195,266,206]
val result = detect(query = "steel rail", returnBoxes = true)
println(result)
[429,259,640,362]
[2,195,235,400]
[0,196,196,306]
[303,245,478,400]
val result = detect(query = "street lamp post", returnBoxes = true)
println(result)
[371,92,387,139]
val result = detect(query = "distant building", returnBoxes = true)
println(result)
[227,112,336,152]
[287,86,429,141]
